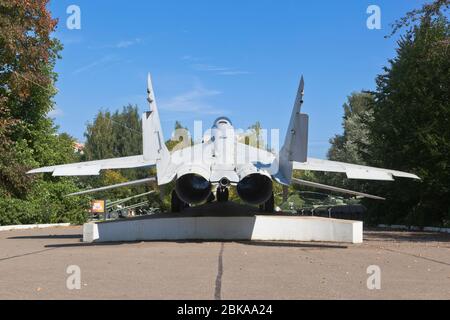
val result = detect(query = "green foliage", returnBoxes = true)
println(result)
[83,110,115,160]
[320,92,376,193]
[81,110,191,209]
[0,197,40,226]
[320,16,449,227]
[389,0,449,36]
[364,17,450,226]
[166,121,191,152]
[327,92,375,165]
[93,170,130,200]
[27,179,90,224]
[0,129,90,225]
[247,121,265,149]
[279,194,305,212]
[0,179,89,226]
[82,105,150,203]
[83,105,142,160]
[0,2,88,225]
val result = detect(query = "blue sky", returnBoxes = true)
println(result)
[48,0,425,158]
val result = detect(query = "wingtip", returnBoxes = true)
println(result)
[26,169,41,175]
[397,173,421,180]
[26,168,55,175]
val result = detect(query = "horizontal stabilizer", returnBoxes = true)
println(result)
[53,165,101,176]
[293,158,420,181]
[292,178,385,200]
[66,177,156,196]
[27,155,155,176]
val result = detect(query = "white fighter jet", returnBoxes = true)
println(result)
[28,74,420,212]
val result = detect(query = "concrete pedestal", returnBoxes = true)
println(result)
[83,214,363,244]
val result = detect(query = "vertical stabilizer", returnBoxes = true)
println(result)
[142,73,170,183]
[277,76,309,184]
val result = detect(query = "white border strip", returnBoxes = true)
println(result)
[378,224,450,234]
[0,223,71,232]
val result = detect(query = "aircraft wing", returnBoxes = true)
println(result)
[293,158,420,181]
[27,155,155,176]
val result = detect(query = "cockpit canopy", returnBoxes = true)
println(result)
[213,116,233,128]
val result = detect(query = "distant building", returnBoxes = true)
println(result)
[73,141,85,154]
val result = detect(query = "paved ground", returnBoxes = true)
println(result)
[0,226,449,299]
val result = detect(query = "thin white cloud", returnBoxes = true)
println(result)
[57,33,83,45]
[160,85,225,115]
[192,63,250,76]
[192,64,229,72]
[89,38,144,50]
[114,38,142,48]
[72,55,118,74]
[183,57,250,76]
[217,70,250,76]
[181,55,202,62]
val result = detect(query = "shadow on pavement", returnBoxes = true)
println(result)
[44,240,235,248]
[43,240,348,249]
[8,234,82,240]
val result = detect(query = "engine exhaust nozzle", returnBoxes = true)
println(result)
[175,174,212,204]
[236,173,273,205]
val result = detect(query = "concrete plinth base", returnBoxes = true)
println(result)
[83,214,363,244]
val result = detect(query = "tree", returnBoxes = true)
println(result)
[83,105,142,161]
[82,115,192,207]
[111,105,142,157]
[165,120,190,151]
[83,110,115,160]
[0,1,89,225]
[248,121,265,149]
[389,0,449,36]
[327,92,375,165]
[0,0,60,197]
[311,92,376,196]
[366,17,450,226]
[82,105,147,202]
[241,121,266,149]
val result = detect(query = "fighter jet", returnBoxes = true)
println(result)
[27,74,420,212]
